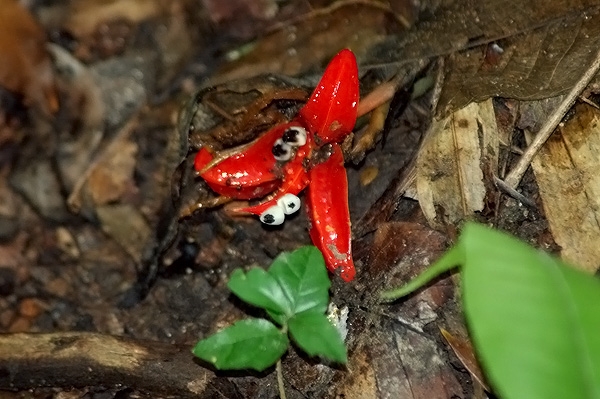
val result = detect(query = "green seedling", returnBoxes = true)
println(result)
[193,246,347,372]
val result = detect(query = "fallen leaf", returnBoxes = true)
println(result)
[366,0,600,115]
[96,204,151,264]
[0,0,58,114]
[527,102,600,273]
[416,100,499,228]
[334,350,378,398]
[213,1,402,83]
[87,137,137,206]
[440,328,489,391]
[437,10,600,115]
[64,0,163,38]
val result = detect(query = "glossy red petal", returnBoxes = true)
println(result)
[306,144,355,281]
[194,147,280,199]
[299,49,359,144]
[194,123,301,199]
[236,153,310,215]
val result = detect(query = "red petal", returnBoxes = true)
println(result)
[194,123,299,199]
[306,144,355,281]
[299,49,359,144]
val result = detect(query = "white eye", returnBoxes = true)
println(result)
[260,205,285,225]
[282,126,307,147]
[272,139,292,161]
[277,193,301,215]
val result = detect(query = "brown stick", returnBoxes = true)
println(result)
[0,332,232,398]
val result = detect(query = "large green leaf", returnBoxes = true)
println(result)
[227,268,293,321]
[192,318,288,371]
[381,222,600,399]
[461,223,600,399]
[288,311,347,364]
[269,246,331,316]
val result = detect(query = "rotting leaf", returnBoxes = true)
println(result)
[437,10,600,115]
[368,0,600,66]
[365,0,600,116]
[440,328,489,392]
[366,222,453,315]
[368,222,447,280]
[213,1,403,83]
[416,100,498,228]
[526,102,600,273]
[0,0,59,115]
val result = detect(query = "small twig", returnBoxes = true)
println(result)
[276,359,287,399]
[493,175,536,208]
[356,78,401,118]
[503,48,600,189]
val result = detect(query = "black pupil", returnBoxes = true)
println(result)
[272,143,288,158]
[263,214,275,224]
[287,202,296,209]
[282,128,298,144]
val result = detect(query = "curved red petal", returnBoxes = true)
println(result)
[306,144,355,281]
[195,122,303,199]
[299,49,359,144]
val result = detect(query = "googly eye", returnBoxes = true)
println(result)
[272,139,292,161]
[260,205,285,225]
[282,126,308,147]
[277,193,301,215]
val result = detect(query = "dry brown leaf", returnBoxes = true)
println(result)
[392,329,463,398]
[0,0,58,114]
[87,138,137,206]
[527,102,600,273]
[96,204,151,264]
[213,1,402,83]
[369,0,600,65]
[64,0,163,38]
[437,10,600,115]
[366,0,600,115]
[340,327,462,398]
[416,100,498,228]
[440,328,489,392]
[334,350,378,398]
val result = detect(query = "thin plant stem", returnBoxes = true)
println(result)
[276,359,287,399]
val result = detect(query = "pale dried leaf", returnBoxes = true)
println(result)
[87,138,138,206]
[528,103,600,273]
[416,100,498,228]
[334,351,378,398]
[65,0,163,38]
[96,204,151,264]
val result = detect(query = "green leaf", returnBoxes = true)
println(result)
[192,318,289,371]
[459,223,600,399]
[269,246,331,315]
[288,311,347,364]
[228,268,293,319]
[380,242,462,301]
